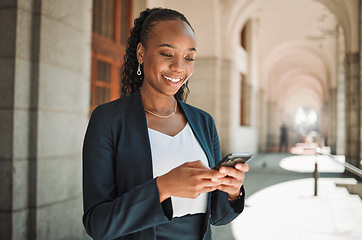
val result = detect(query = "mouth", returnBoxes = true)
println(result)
[162,74,184,84]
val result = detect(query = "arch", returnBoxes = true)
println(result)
[280,81,323,116]
[262,42,331,90]
[284,86,323,113]
[316,0,358,52]
[269,69,327,104]
[222,0,353,56]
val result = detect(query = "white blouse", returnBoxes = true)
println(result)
[148,122,209,218]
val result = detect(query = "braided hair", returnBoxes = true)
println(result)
[120,8,194,101]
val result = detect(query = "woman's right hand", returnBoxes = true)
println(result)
[156,160,225,202]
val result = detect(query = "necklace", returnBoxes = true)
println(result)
[144,101,177,119]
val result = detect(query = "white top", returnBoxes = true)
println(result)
[148,122,209,218]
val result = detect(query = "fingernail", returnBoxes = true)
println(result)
[211,178,219,182]
[219,168,226,174]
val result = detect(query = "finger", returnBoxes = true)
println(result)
[234,163,250,172]
[198,179,222,188]
[199,185,218,193]
[184,160,209,169]
[189,167,226,180]
[218,166,244,180]
[217,176,243,187]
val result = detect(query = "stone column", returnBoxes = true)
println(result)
[336,26,346,155]
[329,88,337,153]
[267,101,278,151]
[360,0,362,169]
[345,53,360,167]
[246,83,253,126]
[0,0,92,239]
[219,59,233,154]
[258,88,267,152]
[321,100,330,146]
[0,1,18,239]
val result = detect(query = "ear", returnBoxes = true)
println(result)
[136,43,144,64]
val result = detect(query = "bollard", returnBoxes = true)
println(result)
[314,161,318,196]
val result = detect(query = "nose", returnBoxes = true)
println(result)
[170,57,185,73]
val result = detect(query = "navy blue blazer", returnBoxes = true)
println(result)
[82,90,245,240]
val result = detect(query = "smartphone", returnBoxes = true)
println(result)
[213,153,253,170]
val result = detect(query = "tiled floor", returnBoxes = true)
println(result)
[212,153,362,240]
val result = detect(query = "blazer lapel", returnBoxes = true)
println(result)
[178,100,214,168]
[120,91,154,181]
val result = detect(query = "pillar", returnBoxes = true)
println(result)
[0,0,92,239]
[329,88,337,152]
[267,101,278,151]
[258,88,267,152]
[345,53,360,167]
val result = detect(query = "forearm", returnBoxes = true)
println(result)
[83,179,171,239]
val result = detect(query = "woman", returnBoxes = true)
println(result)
[83,8,249,240]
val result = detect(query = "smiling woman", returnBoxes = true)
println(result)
[82,8,249,240]
[137,20,196,105]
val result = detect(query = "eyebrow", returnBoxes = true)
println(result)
[158,43,196,52]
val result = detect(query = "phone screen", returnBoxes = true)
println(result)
[213,153,252,170]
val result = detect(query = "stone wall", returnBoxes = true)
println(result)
[360,0,362,169]
[0,0,92,239]
[345,52,361,167]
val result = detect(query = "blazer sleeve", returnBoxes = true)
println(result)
[209,118,245,226]
[82,107,172,240]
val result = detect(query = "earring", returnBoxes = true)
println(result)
[137,63,142,76]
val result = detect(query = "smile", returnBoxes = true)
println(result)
[162,74,184,83]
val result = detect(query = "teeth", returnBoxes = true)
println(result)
[163,75,183,83]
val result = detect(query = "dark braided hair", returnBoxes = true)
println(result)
[120,8,194,101]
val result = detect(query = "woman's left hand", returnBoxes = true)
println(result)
[216,163,250,200]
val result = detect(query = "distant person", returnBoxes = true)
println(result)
[279,123,288,152]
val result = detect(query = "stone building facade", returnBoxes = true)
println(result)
[0,0,361,239]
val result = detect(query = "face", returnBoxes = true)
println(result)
[137,20,196,97]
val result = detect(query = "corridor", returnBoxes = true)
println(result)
[212,153,362,240]
[2,0,362,238]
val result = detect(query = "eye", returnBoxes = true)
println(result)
[185,53,196,62]
[160,53,173,58]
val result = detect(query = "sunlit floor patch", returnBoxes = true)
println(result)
[231,178,362,240]
[279,155,345,173]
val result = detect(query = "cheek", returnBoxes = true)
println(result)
[144,60,161,76]
[186,64,194,77]
[149,57,167,73]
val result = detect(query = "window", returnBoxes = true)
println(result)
[90,0,132,112]
[120,0,131,45]
[93,0,115,39]
[240,20,250,51]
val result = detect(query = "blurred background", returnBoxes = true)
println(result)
[1,0,361,239]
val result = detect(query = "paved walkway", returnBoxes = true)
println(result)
[212,153,362,240]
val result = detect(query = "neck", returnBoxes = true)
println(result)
[140,87,176,114]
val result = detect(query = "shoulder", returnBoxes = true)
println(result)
[92,97,125,115]
[89,98,123,126]
[91,91,140,120]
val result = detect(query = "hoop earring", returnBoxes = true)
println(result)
[137,63,142,76]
